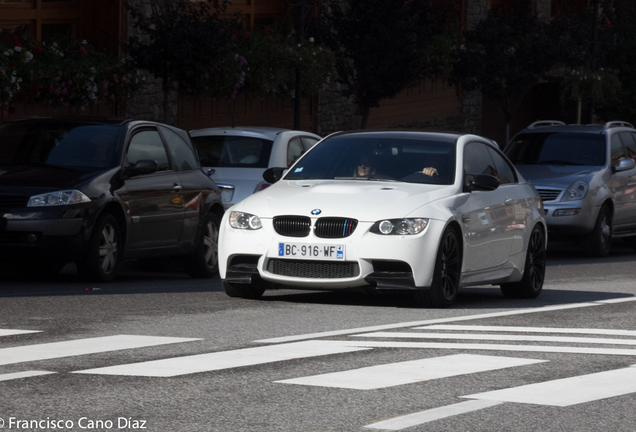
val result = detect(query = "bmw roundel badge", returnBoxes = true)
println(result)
[311,209,322,215]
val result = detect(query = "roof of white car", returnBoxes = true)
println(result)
[189,126,299,140]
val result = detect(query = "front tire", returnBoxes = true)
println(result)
[184,213,220,278]
[500,225,546,299]
[77,213,121,282]
[414,226,462,308]
[583,205,612,257]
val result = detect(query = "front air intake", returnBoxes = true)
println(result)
[314,218,358,238]
[273,216,311,237]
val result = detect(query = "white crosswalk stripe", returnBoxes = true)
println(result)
[73,340,371,377]
[0,371,55,382]
[464,364,636,407]
[0,335,200,366]
[0,329,41,337]
[276,354,546,389]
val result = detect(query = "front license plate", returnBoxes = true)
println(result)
[278,243,345,260]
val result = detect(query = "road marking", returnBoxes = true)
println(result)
[0,335,200,366]
[276,354,546,389]
[327,340,636,356]
[0,371,55,382]
[73,340,371,377]
[255,297,636,343]
[0,329,41,337]
[356,331,636,346]
[464,365,636,406]
[418,325,636,337]
[364,400,503,430]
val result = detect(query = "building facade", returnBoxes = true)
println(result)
[0,0,588,142]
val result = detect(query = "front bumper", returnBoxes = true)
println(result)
[218,215,447,290]
[0,209,86,261]
[542,200,598,236]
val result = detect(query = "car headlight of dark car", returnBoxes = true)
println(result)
[371,218,429,235]
[27,190,91,207]
[229,211,262,230]
[561,181,588,201]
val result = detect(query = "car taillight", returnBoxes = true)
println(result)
[254,182,271,193]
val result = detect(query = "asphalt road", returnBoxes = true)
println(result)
[1,241,636,432]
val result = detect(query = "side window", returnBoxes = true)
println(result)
[301,137,319,151]
[127,130,170,171]
[620,132,636,159]
[464,142,497,177]
[160,126,199,171]
[610,134,626,166]
[487,147,517,184]
[287,137,305,166]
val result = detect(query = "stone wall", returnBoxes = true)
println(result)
[316,80,358,135]
[123,0,178,125]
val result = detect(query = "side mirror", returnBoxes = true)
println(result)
[263,167,287,184]
[122,159,158,179]
[615,158,636,173]
[464,173,500,192]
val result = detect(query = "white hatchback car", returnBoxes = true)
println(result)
[190,127,322,209]
[218,131,547,307]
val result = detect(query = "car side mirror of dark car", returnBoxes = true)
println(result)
[122,159,158,179]
[614,158,636,173]
[464,173,501,192]
[263,167,287,184]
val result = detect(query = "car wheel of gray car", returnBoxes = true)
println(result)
[222,280,266,299]
[500,225,546,299]
[583,205,612,257]
[414,226,462,308]
[78,213,121,282]
[184,213,220,278]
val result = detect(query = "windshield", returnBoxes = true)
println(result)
[192,135,274,168]
[505,132,606,166]
[284,135,456,185]
[0,121,121,171]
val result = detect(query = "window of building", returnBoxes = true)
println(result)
[0,0,79,44]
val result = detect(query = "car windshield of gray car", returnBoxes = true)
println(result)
[0,122,121,171]
[284,136,456,185]
[506,132,606,166]
[191,135,274,168]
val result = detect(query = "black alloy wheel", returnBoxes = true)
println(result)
[500,225,546,299]
[415,226,462,308]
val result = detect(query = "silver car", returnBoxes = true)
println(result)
[190,127,321,209]
[504,120,636,256]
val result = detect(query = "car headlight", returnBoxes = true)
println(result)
[27,190,91,207]
[561,181,588,201]
[371,218,429,235]
[229,211,262,230]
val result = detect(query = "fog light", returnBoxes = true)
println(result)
[27,233,38,243]
[553,208,581,217]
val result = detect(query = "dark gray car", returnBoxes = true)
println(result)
[0,117,224,281]
[504,120,636,257]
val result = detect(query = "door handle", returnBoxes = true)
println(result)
[172,184,183,191]
[504,198,514,206]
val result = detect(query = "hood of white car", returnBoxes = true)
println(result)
[232,179,455,221]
